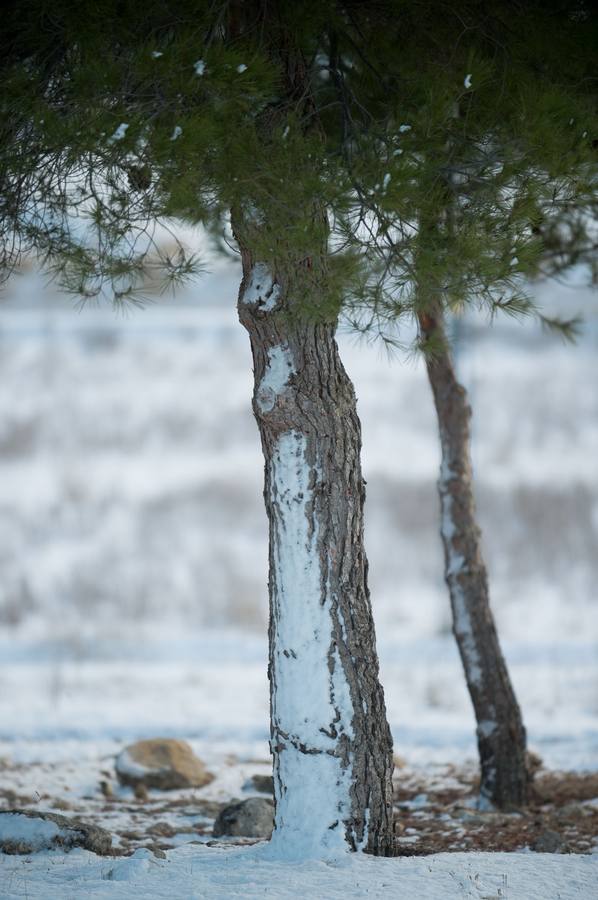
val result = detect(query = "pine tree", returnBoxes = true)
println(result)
[1,0,596,846]
[336,3,597,810]
[419,304,530,810]
[1,0,400,857]
[227,6,395,855]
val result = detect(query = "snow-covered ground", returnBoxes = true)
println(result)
[0,259,597,896]
[1,843,597,900]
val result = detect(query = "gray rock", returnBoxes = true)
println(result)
[115,738,213,791]
[455,809,506,826]
[243,774,274,795]
[212,797,274,839]
[531,830,563,853]
[0,810,112,855]
[558,802,594,819]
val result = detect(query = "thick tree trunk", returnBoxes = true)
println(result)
[419,311,529,810]
[237,256,395,857]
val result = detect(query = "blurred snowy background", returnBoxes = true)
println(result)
[0,246,597,774]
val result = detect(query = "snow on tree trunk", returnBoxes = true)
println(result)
[238,260,395,858]
[419,311,529,811]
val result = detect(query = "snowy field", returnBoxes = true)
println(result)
[1,844,597,900]
[0,259,597,896]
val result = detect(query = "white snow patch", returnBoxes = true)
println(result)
[477,719,497,738]
[1,845,598,900]
[440,458,455,484]
[237,64,248,74]
[1,744,598,893]
[446,553,465,576]
[453,588,483,687]
[151,51,163,59]
[267,430,354,859]
[194,59,206,76]
[115,748,150,779]
[439,467,482,688]
[241,264,281,311]
[399,124,412,133]
[256,345,295,413]
[104,847,163,882]
[170,126,182,141]
[108,123,129,144]
[439,490,456,543]
[464,74,473,89]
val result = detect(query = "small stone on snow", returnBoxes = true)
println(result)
[212,797,274,839]
[531,830,563,853]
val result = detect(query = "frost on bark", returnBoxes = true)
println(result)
[237,258,395,857]
[419,311,529,810]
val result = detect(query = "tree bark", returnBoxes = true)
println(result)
[237,254,395,857]
[419,310,529,810]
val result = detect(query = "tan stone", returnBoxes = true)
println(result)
[115,738,214,791]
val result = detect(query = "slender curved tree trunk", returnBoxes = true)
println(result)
[236,252,395,857]
[419,310,529,810]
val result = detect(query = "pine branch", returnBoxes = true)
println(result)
[539,313,583,343]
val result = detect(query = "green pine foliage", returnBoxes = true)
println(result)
[0,1,596,336]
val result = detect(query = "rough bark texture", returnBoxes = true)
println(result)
[237,254,395,855]
[419,311,529,810]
